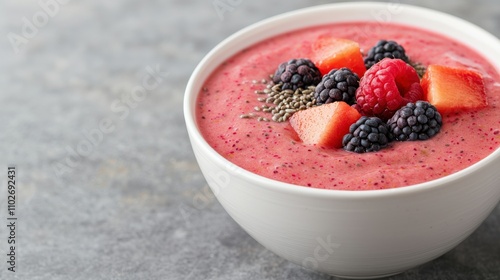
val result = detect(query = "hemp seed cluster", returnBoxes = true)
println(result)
[240,78,317,122]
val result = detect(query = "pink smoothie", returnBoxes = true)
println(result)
[196,22,500,190]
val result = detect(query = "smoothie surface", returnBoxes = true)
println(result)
[196,22,500,190]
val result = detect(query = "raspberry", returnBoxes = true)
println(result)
[272,58,322,90]
[355,58,424,121]
[387,101,442,141]
[364,40,409,69]
[314,68,359,105]
[342,116,392,153]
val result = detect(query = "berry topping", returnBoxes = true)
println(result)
[387,101,442,141]
[355,58,424,121]
[421,64,487,113]
[364,40,409,69]
[342,116,392,153]
[314,68,359,105]
[312,36,366,77]
[272,58,322,90]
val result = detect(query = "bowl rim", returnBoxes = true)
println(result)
[184,2,500,199]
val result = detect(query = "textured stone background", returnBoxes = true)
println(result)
[0,0,499,279]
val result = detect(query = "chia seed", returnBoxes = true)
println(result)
[410,60,427,78]
[256,82,317,122]
[241,78,318,123]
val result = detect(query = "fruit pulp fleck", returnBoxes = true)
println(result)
[196,22,500,190]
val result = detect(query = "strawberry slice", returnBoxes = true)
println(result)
[421,65,488,113]
[289,101,361,149]
[312,36,366,77]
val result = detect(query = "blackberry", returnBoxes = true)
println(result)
[272,58,321,90]
[314,67,359,105]
[343,116,392,153]
[387,101,442,141]
[364,40,409,69]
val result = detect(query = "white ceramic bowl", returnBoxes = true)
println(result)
[184,2,500,279]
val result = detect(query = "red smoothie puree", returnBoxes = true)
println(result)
[196,22,500,190]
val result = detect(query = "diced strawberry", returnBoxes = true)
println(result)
[421,65,488,112]
[289,102,362,149]
[312,36,366,77]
